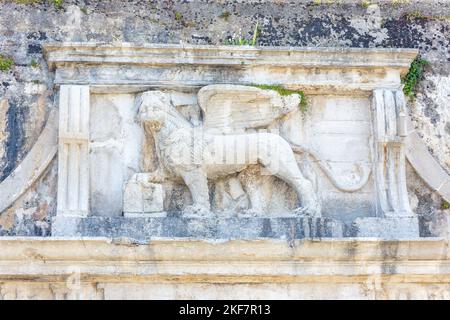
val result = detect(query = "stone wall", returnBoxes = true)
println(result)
[0,0,449,236]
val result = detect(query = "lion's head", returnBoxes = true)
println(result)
[136,91,173,131]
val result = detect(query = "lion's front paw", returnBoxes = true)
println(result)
[147,170,165,183]
[293,205,321,218]
[237,208,259,218]
[182,204,213,218]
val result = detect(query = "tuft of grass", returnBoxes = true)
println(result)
[391,0,410,7]
[442,200,450,210]
[30,59,40,68]
[402,57,428,98]
[53,0,62,9]
[0,55,13,72]
[80,6,88,14]
[13,0,41,4]
[404,11,428,21]
[361,0,371,8]
[225,22,260,46]
[225,37,251,46]
[219,11,230,20]
[251,22,259,46]
[251,84,308,112]
[174,12,183,22]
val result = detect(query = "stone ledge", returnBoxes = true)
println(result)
[0,237,448,263]
[0,238,448,299]
[0,237,448,282]
[52,216,425,240]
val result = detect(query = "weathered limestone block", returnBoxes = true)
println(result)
[352,217,420,239]
[123,173,164,216]
[89,94,143,217]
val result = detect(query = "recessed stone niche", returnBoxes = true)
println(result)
[44,43,419,240]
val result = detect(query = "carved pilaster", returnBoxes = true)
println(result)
[372,89,412,217]
[57,85,90,217]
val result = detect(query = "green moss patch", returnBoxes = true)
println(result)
[0,55,13,72]
[251,84,308,112]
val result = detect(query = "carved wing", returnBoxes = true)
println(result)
[197,84,300,134]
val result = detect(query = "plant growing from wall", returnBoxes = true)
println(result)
[360,0,371,8]
[13,0,41,4]
[251,84,308,112]
[225,22,260,46]
[0,55,13,72]
[219,11,230,20]
[53,0,62,9]
[442,200,450,210]
[402,57,428,98]
[403,11,428,21]
[30,59,40,68]
[174,12,183,22]
[391,0,410,8]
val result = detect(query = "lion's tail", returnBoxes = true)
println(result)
[289,141,371,192]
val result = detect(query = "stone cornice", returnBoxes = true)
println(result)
[43,43,418,93]
[44,42,418,71]
[0,238,448,282]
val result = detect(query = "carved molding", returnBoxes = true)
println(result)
[43,43,418,93]
[0,238,449,299]
[43,43,417,70]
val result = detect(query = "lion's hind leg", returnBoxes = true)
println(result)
[257,136,321,217]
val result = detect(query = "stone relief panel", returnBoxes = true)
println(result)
[32,44,433,239]
[105,85,373,220]
[56,83,422,239]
